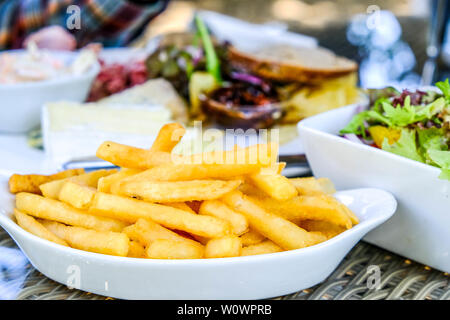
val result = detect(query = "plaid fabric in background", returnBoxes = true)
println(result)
[0,0,169,50]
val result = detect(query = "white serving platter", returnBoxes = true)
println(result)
[0,174,396,299]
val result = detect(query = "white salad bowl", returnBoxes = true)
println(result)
[298,104,450,273]
[0,50,100,133]
[0,174,396,299]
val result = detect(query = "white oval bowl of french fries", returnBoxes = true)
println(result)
[0,123,397,299]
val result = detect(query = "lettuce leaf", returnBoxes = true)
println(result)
[339,111,370,136]
[435,79,450,103]
[417,127,448,165]
[366,110,392,126]
[417,128,445,151]
[438,169,450,180]
[381,129,423,162]
[415,97,445,119]
[428,149,450,168]
[380,129,450,180]
[340,109,392,137]
[380,96,445,127]
[428,149,450,181]
[381,96,415,126]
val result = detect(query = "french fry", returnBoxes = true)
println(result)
[241,240,282,256]
[248,167,297,201]
[58,181,96,210]
[174,203,210,245]
[341,205,359,225]
[248,193,353,229]
[116,163,263,184]
[11,122,356,259]
[42,220,129,256]
[163,202,197,214]
[123,218,199,247]
[115,180,242,202]
[8,169,84,194]
[289,177,336,195]
[98,168,141,193]
[96,141,179,169]
[275,162,286,174]
[89,192,231,237]
[317,178,337,194]
[146,239,204,259]
[222,190,326,250]
[39,180,66,199]
[150,123,186,152]
[204,236,242,258]
[97,141,277,169]
[296,195,353,228]
[122,224,148,245]
[181,142,278,166]
[191,235,209,245]
[239,182,266,197]
[16,192,126,232]
[199,200,248,236]
[128,240,146,258]
[40,169,116,199]
[74,169,118,187]
[299,220,346,239]
[14,209,68,246]
[240,228,265,246]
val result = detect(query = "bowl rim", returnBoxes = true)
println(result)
[0,185,396,267]
[0,49,100,89]
[297,104,443,176]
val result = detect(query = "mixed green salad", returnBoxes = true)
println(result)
[340,80,450,181]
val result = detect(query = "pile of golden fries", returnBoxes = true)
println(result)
[9,123,358,259]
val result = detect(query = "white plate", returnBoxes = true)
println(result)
[0,175,396,299]
[298,104,450,273]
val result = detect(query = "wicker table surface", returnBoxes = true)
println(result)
[0,227,448,300]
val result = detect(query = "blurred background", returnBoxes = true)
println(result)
[137,0,450,88]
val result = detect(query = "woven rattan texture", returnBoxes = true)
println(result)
[1,228,448,300]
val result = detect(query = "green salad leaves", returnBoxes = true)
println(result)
[340,80,450,181]
[381,128,423,162]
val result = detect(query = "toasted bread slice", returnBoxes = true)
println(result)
[229,44,358,83]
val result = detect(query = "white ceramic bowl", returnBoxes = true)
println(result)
[298,104,450,273]
[0,175,396,299]
[0,50,100,133]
